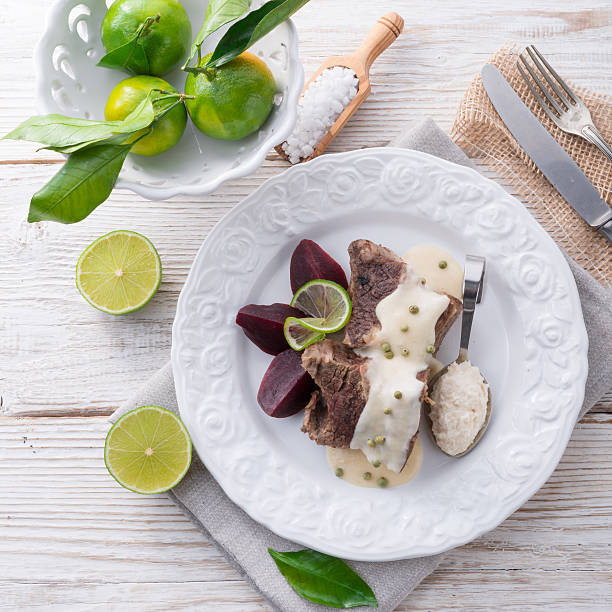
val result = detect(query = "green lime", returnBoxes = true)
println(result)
[76,230,162,315]
[105,406,192,495]
[283,317,325,351]
[290,280,352,333]
[184,51,276,141]
[101,0,192,76]
[105,75,187,156]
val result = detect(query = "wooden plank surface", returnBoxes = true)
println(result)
[1,0,611,609]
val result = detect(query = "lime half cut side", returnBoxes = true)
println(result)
[104,406,192,495]
[76,230,162,315]
[290,279,352,333]
[283,317,325,351]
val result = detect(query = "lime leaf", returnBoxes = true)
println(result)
[206,0,310,69]
[28,142,133,224]
[97,14,159,74]
[268,548,378,608]
[186,0,251,67]
[3,89,179,151]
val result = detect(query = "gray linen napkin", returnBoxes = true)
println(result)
[111,119,612,612]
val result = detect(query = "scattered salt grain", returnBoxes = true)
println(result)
[282,66,359,164]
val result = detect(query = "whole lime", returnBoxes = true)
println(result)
[105,75,187,156]
[101,0,192,76]
[184,52,276,141]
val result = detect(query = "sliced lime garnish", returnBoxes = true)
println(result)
[104,406,192,495]
[290,279,352,333]
[76,230,161,315]
[283,317,325,351]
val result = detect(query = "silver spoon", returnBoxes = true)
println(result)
[425,255,491,457]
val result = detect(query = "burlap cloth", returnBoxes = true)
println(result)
[451,44,612,288]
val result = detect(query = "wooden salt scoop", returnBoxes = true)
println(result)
[275,12,404,163]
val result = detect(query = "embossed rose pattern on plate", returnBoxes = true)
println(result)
[172,148,588,561]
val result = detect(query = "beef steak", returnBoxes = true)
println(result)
[301,340,369,447]
[343,239,407,347]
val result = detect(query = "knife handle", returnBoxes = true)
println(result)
[600,220,612,244]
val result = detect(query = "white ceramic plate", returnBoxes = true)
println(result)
[172,148,588,561]
[34,0,303,200]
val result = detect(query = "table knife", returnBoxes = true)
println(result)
[481,64,612,243]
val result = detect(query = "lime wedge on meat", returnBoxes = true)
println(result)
[290,279,352,333]
[104,406,192,495]
[283,317,325,351]
[76,230,161,315]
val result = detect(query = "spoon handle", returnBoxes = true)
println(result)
[353,13,404,74]
[458,255,486,362]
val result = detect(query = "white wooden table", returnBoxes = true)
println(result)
[2,1,611,609]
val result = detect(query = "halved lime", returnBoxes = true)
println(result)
[290,279,352,333]
[104,406,192,495]
[76,230,161,315]
[283,317,325,351]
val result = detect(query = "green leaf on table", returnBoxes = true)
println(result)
[205,0,310,68]
[28,142,134,224]
[186,0,251,67]
[268,548,378,608]
[97,14,159,74]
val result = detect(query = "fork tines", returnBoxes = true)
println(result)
[517,45,612,163]
[517,46,579,121]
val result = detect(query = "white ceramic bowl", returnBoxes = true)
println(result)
[34,0,303,200]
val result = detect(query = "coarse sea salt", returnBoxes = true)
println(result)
[281,66,359,164]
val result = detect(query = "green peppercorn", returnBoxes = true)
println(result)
[384,351,394,360]
[374,435,385,445]
[377,477,389,488]
[394,390,402,400]
[426,344,435,354]
[363,471,372,481]
[409,305,419,314]
[367,439,376,448]
[438,260,448,269]
[383,407,392,415]
[400,325,409,332]
[335,468,344,478]
[372,460,381,468]
[401,347,410,357]
[418,277,426,286]
[381,342,391,352]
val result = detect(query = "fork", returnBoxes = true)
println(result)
[517,46,612,163]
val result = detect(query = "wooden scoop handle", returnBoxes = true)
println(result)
[353,12,404,74]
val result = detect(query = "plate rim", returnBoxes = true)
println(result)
[171,147,589,560]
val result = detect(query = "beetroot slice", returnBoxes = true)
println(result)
[257,349,316,418]
[236,303,305,355]
[290,239,348,293]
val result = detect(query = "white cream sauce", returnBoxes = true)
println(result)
[326,244,463,485]
[327,438,423,488]
[404,245,463,300]
[350,266,450,472]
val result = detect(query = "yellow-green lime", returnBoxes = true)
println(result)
[105,406,192,495]
[105,75,187,156]
[283,317,325,351]
[184,51,276,141]
[101,0,192,76]
[290,279,352,333]
[76,230,162,315]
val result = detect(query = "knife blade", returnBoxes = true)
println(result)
[481,64,612,241]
